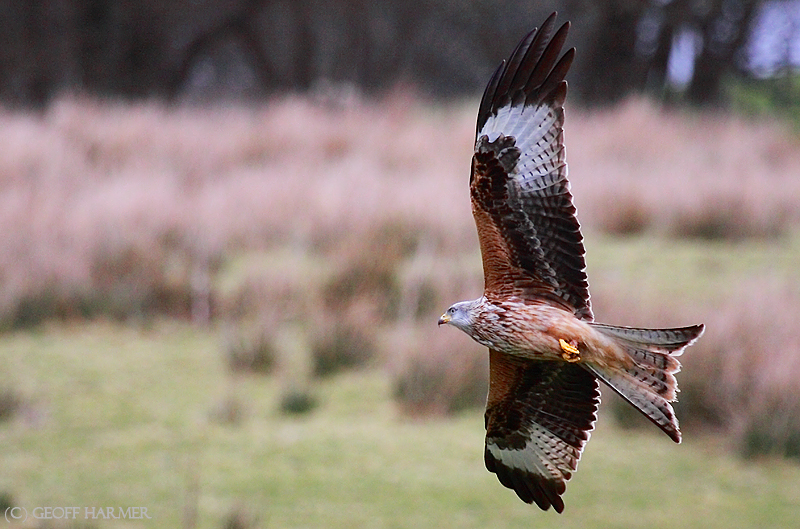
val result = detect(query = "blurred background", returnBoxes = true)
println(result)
[1,1,800,528]
[6,0,800,106]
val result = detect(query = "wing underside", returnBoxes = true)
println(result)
[470,13,591,320]
[484,349,599,512]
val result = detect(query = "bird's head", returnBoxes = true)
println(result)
[438,300,477,332]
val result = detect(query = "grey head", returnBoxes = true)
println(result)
[438,299,482,333]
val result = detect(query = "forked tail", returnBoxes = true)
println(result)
[585,323,705,443]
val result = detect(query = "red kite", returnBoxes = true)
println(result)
[438,13,704,513]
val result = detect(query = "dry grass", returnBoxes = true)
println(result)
[4,95,799,328]
[2,94,800,456]
[0,94,478,328]
[596,274,800,458]
[569,99,800,239]
[223,325,277,375]
[388,326,488,417]
[690,281,800,458]
[0,388,21,422]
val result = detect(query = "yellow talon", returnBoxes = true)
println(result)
[559,339,581,362]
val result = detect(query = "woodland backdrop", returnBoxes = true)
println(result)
[0,0,789,106]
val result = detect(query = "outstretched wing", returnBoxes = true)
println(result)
[470,13,591,320]
[484,349,599,512]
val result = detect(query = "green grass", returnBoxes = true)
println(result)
[585,230,800,315]
[2,312,800,528]
[726,73,800,129]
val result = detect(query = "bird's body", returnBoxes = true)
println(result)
[446,297,611,365]
[438,12,704,513]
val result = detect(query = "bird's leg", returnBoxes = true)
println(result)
[559,339,581,362]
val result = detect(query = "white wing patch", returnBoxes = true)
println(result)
[477,102,566,194]
[486,422,584,481]
[481,104,516,138]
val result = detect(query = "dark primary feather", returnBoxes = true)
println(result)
[470,12,591,320]
[485,351,600,512]
[476,13,572,135]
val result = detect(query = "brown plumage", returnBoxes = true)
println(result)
[438,12,704,513]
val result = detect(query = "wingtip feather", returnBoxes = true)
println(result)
[476,12,572,137]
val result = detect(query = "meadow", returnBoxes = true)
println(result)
[1,94,799,527]
[3,321,800,529]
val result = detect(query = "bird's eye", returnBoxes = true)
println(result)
[448,307,456,314]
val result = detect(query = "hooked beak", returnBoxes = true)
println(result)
[438,313,451,326]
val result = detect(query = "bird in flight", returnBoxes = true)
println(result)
[438,12,704,513]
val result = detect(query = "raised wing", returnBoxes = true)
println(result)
[484,349,599,512]
[470,13,591,319]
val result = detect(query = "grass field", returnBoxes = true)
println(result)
[3,227,800,528]
[2,314,800,529]
[2,95,800,527]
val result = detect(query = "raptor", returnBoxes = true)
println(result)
[438,12,704,513]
